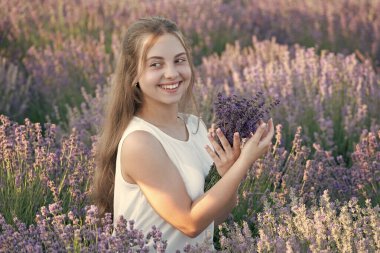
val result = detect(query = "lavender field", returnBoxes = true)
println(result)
[1,0,380,252]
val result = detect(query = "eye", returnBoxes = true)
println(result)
[149,62,162,68]
[176,57,187,64]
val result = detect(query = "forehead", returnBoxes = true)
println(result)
[145,33,186,59]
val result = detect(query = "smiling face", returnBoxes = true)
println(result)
[137,33,192,109]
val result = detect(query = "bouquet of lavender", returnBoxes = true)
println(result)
[204,91,279,192]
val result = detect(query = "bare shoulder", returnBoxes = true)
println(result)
[120,131,166,181]
[121,130,162,153]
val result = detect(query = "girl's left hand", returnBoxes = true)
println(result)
[205,128,241,177]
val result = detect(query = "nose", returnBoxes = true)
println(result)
[164,63,179,79]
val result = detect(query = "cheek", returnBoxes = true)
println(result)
[140,71,161,85]
[181,66,192,80]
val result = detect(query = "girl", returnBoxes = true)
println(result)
[93,16,274,252]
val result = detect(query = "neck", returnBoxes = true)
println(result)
[136,103,180,127]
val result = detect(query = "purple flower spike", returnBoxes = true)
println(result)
[214,91,279,144]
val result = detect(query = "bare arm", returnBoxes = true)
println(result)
[121,120,273,238]
[214,192,237,226]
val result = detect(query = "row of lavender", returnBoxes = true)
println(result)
[2,0,379,62]
[2,197,379,252]
[1,0,380,123]
[1,113,379,251]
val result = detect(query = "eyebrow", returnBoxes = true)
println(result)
[147,52,186,61]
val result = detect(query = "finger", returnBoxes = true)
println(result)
[232,132,241,154]
[251,122,267,145]
[241,137,247,148]
[260,126,269,140]
[259,119,274,145]
[216,128,232,153]
[208,123,216,135]
[204,145,221,164]
[208,133,225,157]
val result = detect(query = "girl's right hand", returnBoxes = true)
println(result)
[239,118,274,166]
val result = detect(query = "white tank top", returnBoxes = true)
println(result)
[113,114,214,252]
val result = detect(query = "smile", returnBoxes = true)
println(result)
[158,81,181,91]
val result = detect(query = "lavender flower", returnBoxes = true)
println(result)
[0,115,94,225]
[213,91,279,145]
[0,207,170,252]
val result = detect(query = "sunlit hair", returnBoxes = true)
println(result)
[93,16,199,218]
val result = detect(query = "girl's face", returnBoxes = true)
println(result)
[137,33,191,109]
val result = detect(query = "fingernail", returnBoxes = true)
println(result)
[234,132,239,137]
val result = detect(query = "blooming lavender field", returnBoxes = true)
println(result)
[1,0,380,252]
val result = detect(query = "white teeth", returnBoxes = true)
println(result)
[160,82,180,90]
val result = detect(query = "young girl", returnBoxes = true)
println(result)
[93,16,274,251]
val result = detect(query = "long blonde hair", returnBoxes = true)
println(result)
[93,17,198,217]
